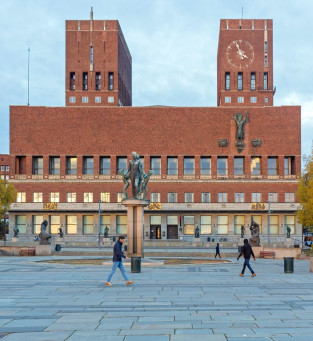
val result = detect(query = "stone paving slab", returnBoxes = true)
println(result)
[0,256,312,340]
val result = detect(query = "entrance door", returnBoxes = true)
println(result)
[150,225,161,239]
[167,225,178,239]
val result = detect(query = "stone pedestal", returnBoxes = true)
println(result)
[239,238,245,245]
[285,238,293,248]
[122,199,150,258]
[102,237,111,246]
[12,237,19,243]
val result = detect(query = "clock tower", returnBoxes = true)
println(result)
[217,19,274,107]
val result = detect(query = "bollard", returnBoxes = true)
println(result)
[131,257,141,273]
[284,257,294,273]
[55,244,61,252]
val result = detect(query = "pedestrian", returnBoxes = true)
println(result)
[215,243,221,258]
[106,236,134,287]
[237,238,256,277]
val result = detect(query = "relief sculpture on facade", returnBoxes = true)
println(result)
[233,111,248,153]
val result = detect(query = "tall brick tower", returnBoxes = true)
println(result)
[217,19,275,107]
[65,8,132,107]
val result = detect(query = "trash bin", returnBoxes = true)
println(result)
[55,244,61,252]
[284,257,294,273]
[207,237,211,242]
[124,245,127,252]
[238,246,242,253]
[131,257,141,273]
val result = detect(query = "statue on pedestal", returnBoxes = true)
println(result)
[286,226,291,238]
[104,226,109,238]
[58,227,64,238]
[241,225,245,238]
[13,227,19,238]
[249,219,260,246]
[195,226,200,238]
[39,220,51,244]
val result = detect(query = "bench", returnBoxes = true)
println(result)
[19,248,36,256]
[260,251,275,259]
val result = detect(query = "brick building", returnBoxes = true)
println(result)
[0,154,10,181]
[8,15,301,245]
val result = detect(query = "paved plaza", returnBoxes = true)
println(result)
[0,255,313,340]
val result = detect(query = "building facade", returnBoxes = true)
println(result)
[0,154,10,181]
[7,16,301,245]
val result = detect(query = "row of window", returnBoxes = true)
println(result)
[225,96,268,104]
[1,175,9,180]
[69,96,115,104]
[225,72,268,91]
[0,165,9,172]
[17,191,295,203]
[70,71,114,91]
[15,214,296,236]
[23,155,296,176]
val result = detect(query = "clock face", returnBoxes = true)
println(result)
[226,40,254,69]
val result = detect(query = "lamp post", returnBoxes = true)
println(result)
[267,199,271,247]
[98,198,101,249]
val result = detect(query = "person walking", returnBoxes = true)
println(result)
[106,236,134,287]
[237,238,256,277]
[215,243,222,258]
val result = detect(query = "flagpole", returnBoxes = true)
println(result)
[27,48,30,105]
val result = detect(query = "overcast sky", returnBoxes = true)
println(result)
[1,0,312,163]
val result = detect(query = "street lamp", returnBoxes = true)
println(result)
[98,198,101,249]
[267,194,272,247]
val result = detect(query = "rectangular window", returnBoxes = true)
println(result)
[33,192,43,203]
[50,215,60,234]
[285,215,295,235]
[269,192,278,203]
[263,72,268,90]
[167,216,178,225]
[67,216,77,234]
[168,193,177,203]
[117,193,124,202]
[234,157,244,175]
[16,215,27,234]
[32,156,43,175]
[270,215,279,234]
[151,193,161,203]
[116,215,127,234]
[201,192,211,203]
[50,192,60,203]
[218,193,228,203]
[217,157,228,175]
[237,97,244,103]
[200,216,212,234]
[108,96,114,103]
[285,193,295,203]
[167,157,178,175]
[250,97,257,103]
[250,72,256,90]
[200,157,211,175]
[268,157,278,175]
[184,193,194,203]
[150,157,161,175]
[95,96,101,103]
[101,192,110,203]
[95,72,101,90]
[17,192,26,203]
[217,215,228,234]
[70,72,75,90]
[238,72,243,90]
[49,157,60,175]
[100,157,111,175]
[109,72,114,90]
[100,215,110,235]
[90,46,94,63]
[69,96,76,103]
[184,216,195,235]
[67,192,76,203]
[284,157,295,175]
[66,157,77,175]
[83,72,88,90]
[83,157,94,175]
[0,166,4,171]
[116,157,127,174]
[234,215,245,235]
[251,157,261,176]
[264,41,268,53]
[33,215,43,234]
[225,72,230,90]
[83,215,95,234]
[84,193,93,203]
[265,97,268,104]
[252,192,261,203]
[82,96,89,103]
[184,157,195,175]
[225,96,231,103]
[264,55,268,67]
[235,192,244,203]
[5,166,9,172]
[16,156,26,174]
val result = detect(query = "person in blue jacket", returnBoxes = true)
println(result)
[106,236,134,287]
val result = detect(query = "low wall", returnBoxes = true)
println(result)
[0,244,53,256]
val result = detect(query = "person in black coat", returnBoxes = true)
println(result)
[237,238,256,277]
[215,243,221,258]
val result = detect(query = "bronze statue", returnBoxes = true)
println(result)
[286,226,291,238]
[195,226,200,238]
[119,169,130,199]
[139,170,153,199]
[249,219,260,246]
[104,226,109,238]
[58,227,64,238]
[39,219,51,244]
[233,112,248,142]
[13,227,19,238]
[241,225,245,238]
[126,152,144,199]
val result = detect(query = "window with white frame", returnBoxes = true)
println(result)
[108,96,114,103]
[151,193,161,202]
[218,193,228,203]
[235,192,244,203]
[217,215,228,234]
[168,193,177,203]
[50,192,60,203]
[82,96,89,103]
[95,96,101,103]
[184,215,195,234]
[17,192,26,203]
[67,192,76,203]
[184,193,194,203]
[252,192,261,203]
[250,97,257,103]
[238,97,244,103]
[268,192,278,202]
[67,215,77,234]
[69,96,76,103]
[225,96,231,103]
[201,192,211,203]
[285,193,295,203]
[84,193,93,203]
[50,215,60,234]
[117,193,124,202]
[200,216,211,234]
[33,192,43,203]
[101,192,110,203]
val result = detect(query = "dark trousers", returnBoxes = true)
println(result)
[215,251,221,258]
[241,258,254,274]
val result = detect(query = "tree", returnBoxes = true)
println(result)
[0,178,16,236]
[297,149,313,227]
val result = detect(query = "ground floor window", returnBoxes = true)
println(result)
[184,216,195,235]
[16,215,26,233]
[33,215,43,234]
[270,215,279,234]
[285,215,295,235]
[101,215,110,235]
[116,215,127,234]
[217,215,228,234]
[234,215,245,235]
[50,215,60,234]
[150,215,162,239]
[67,216,77,234]
[200,216,211,234]
[83,215,95,234]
